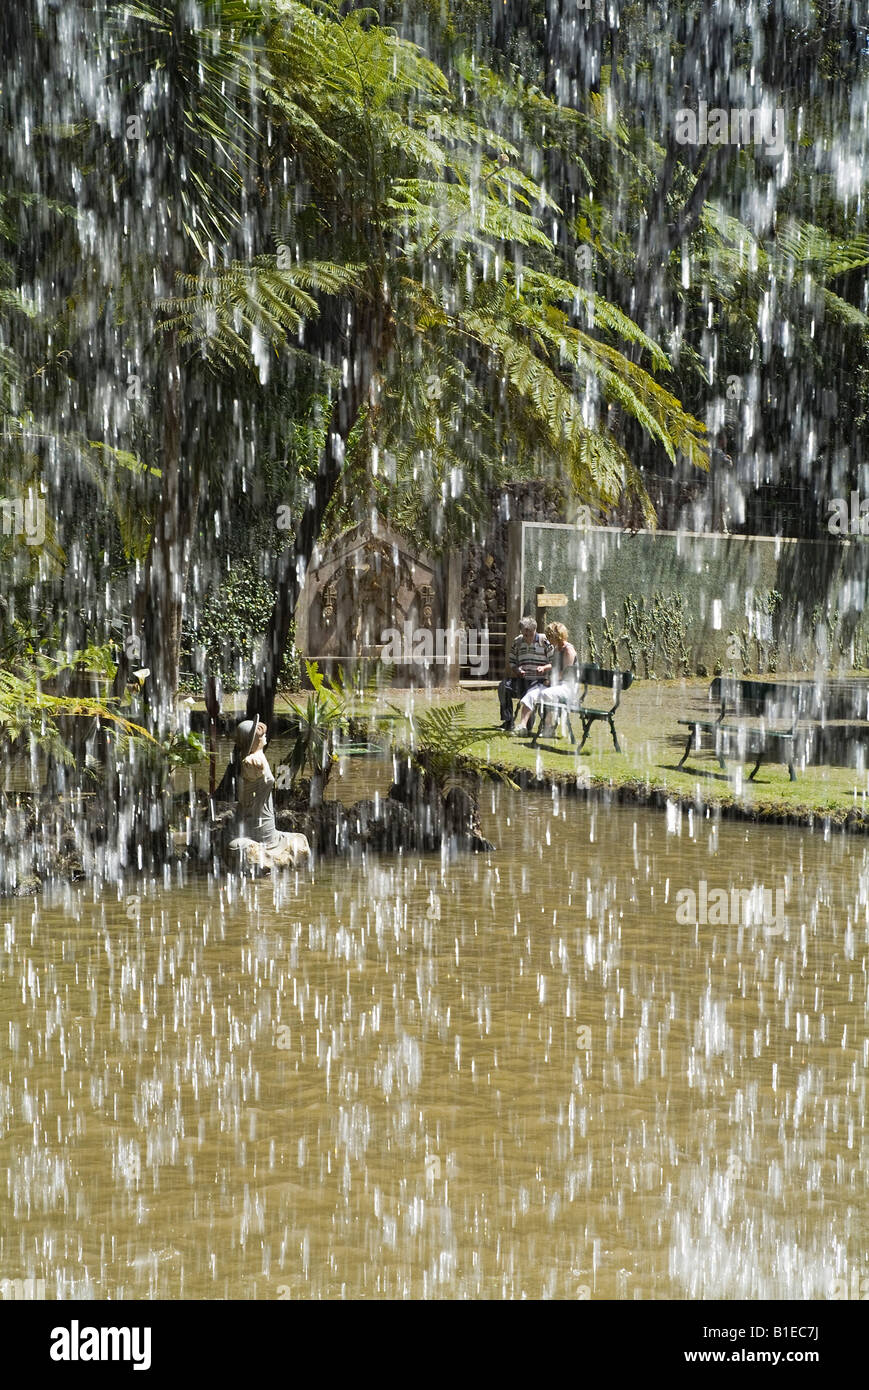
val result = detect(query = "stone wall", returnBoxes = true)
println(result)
[295,515,463,683]
[521,523,869,677]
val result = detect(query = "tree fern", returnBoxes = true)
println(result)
[403,702,517,795]
[0,664,154,768]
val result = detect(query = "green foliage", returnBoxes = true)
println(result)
[403,701,516,795]
[182,560,272,689]
[277,659,390,794]
[278,661,351,793]
[278,639,305,695]
[110,0,282,256]
[155,0,708,537]
[696,206,869,361]
[0,660,154,768]
[37,644,118,683]
[586,593,690,678]
[6,0,868,814]
[180,560,302,693]
[158,259,365,370]
[160,730,207,769]
[725,590,783,676]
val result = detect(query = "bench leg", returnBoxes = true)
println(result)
[749,753,796,781]
[565,714,576,745]
[676,730,694,769]
[539,708,560,739]
[577,717,592,752]
[530,704,560,747]
[609,716,621,753]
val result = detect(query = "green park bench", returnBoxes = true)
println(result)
[676,677,806,782]
[530,665,634,751]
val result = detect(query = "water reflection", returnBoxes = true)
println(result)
[1,783,867,1299]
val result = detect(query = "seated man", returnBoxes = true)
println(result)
[498,616,553,730]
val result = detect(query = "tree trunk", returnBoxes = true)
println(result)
[106,335,202,865]
[204,674,220,799]
[113,333,201,736]
[140,332,183,736]
[245,302,391,731]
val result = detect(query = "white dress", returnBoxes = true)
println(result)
[519,644,578,712]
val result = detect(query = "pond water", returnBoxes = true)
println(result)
[1,774,866,1300]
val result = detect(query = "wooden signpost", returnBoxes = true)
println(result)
[535,587,568,630]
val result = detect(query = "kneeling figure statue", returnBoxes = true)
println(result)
[227,716,311,870]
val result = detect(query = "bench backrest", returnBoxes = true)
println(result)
[576,664,634,689]
[576,665,634,710]
[709,677,807,723]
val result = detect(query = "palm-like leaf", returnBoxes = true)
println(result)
[157,258,366,363]
[0,665,155,768]
[147,2,703,520]
[279,660,349,785]
[404,702,516,794]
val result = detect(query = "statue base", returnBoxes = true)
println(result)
[227,833,312,871]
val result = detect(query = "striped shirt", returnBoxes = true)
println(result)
[508,633,553,676]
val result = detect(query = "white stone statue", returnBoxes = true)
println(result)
[227,717,311,870]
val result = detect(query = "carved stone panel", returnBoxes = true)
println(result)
[297,516,442,666]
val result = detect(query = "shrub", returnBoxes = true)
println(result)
[180,559,302,694]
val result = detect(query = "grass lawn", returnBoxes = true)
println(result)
[366,677,869,828]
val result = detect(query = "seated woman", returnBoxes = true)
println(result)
[228,716,311,868]
[512,622,577,735]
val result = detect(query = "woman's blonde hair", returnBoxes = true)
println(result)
[545,621,569,645]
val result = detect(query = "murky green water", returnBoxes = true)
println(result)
[1,776,867,1299]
